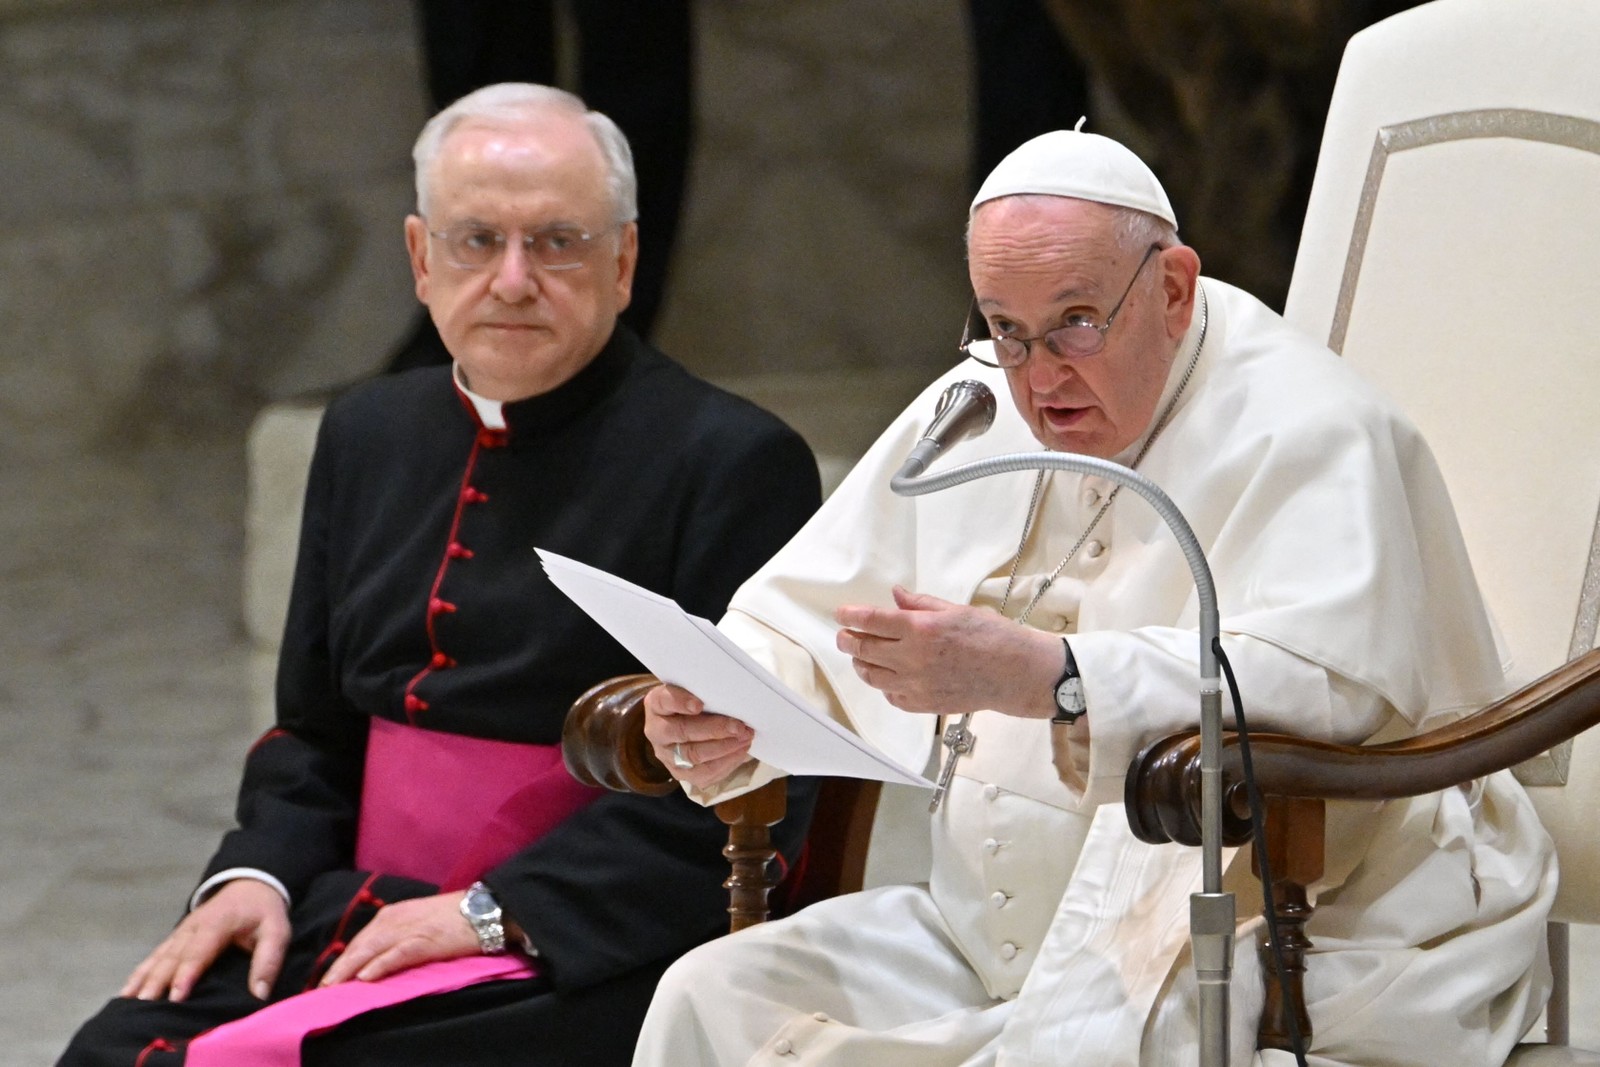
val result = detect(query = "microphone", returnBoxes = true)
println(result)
[892,380,996,483]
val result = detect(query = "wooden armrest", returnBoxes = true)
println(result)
[562,673,676,796]
[1126,645,1600,849]
[1123,645,1600,1052]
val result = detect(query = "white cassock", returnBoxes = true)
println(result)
[632,279,1555,1067]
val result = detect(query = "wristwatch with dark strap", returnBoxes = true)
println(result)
[459,880,507,955]
[1050,637,1087,725]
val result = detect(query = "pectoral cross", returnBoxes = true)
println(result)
[928,714,976,813]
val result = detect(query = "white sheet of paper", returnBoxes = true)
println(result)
[538,549,932,787]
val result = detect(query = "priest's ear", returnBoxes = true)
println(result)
[1155,244,1202,341]
[404,214,433,305]
[609,220,639,313]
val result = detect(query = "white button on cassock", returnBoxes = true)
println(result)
[983,837,1001,854]
[1085,540,1105,559]
[774,1037,794,1055]
[982,784,1000,800]
[999,941,1019,960]
[990,891,1009,909]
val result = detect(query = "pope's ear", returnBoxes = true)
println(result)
[1157,245,1201,339]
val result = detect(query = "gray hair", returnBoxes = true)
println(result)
[1111,204,1179,253]
[411,82,638,224]
[964,195,1179,254]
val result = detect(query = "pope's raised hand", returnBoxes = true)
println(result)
[642,683,755,790]
[834,585,1061,718]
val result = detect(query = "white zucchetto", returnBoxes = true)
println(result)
[971,128,1179,231]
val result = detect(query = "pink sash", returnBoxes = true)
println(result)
[354,718,603,889]
[187,718,603,1066]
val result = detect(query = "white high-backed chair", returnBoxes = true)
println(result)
[1285,0,1600,1054]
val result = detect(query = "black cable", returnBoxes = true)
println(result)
[1213,636,1310,1067]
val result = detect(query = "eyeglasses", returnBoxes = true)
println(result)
[426,221,618,273]
[961,243,1161,367]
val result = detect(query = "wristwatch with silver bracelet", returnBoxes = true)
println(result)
[459,880,507,955]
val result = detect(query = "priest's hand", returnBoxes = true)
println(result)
[320,892,481,986]
[122,877,289,1003]
[836,586,1062,718]
[643,682,755,790]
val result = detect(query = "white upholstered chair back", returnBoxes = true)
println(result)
[1281,0,1600,1054]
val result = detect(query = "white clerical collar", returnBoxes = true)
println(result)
[452,363,507,430]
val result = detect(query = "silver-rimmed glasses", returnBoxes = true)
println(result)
[427,221,619,273]
[961,243,1161,367]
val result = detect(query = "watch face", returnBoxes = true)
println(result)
[1055,677,1086,718]
[465,885,499,919]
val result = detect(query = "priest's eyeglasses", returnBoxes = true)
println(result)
[427,221,617,273]
[961,243,1161,367]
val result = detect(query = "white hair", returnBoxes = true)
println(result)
[411,82,638,224]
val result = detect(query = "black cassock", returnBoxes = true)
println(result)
[63,325,823,1067]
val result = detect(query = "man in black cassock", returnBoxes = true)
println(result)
[60,83,821,1067]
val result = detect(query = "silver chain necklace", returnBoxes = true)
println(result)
[929,284,1210,814]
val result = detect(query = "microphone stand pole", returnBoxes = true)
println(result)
[892,451,1231,1067]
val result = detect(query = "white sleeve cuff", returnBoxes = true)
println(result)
[190,869,292,913]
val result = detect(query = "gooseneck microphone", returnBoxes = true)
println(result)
[888,394,1236,1067]
[890,380,997,485]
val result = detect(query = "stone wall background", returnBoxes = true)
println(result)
[0,0,430,460]
[0,0,972,465]
[655,1,972,382]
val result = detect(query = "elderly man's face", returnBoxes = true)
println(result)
[968,197,1196,458]
[404,113,637,401]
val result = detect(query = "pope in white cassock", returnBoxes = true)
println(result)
[632,131,1555,1067]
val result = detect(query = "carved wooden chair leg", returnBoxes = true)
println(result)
[1255,795,1323,1053]
[719,778,788,931]
[1546,921,1571,1046]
